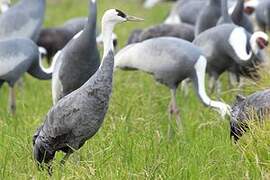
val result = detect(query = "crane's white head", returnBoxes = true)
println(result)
[102,9,144,26]
[229,27,268,62]
[101,9,143,58]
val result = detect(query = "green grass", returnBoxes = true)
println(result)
[1,0,270,179]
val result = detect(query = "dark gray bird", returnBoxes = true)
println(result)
[231,0,254,33]
[193,24,268,94]
[0,0,10,13]
[37,17,118,63]
[61,17,88,33]
[33,7,143,166]
[255,0,270,32]
[0,38,53,114]
[195,0,222,36]
[165,0,206,25]
[230,89,270,141]
[115,37,231,130]
[51,0,100,104]
[126,23,194,45]
[139,23,195,42]
[0,0,45,42]
[126,29,143,45]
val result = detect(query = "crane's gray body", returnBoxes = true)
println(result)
[193,24,261,80]
[231,89,270,140]
[33,51,114,163]
[52,0,100,103]
[231,0,254,33]
[0,0,45,42]
[38,15,117,62]
[139,23,195,42]
[195,0,222,36]
[126,29,143,45]
[37,17,88,61]
[126,23,194,45]
[62,17,88,33]
[255,0,270,31]
[0,38,51,87]
[37,27,78,61]
[115,37,201,89]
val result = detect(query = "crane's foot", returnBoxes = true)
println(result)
[60,153,71,166]
[167,103,183,139]
[8,104,16,115]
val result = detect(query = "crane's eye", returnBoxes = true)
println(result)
[115,9,127,19]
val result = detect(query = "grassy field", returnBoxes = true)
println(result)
[1,0,270,179]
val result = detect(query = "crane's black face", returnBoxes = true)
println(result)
[115,9,127,19]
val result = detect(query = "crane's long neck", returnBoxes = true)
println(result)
[209,0,221,5]
[83,0,97,40]
[101,22,115,59]
[221,0,232,23]
[231,0,244,21]
[193,56,230,118]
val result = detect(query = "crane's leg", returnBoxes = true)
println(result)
[167,88,182,136]
[181,78,190,97]
[208,75,221,97]
[8,86,16,115]
[228,72,239,89]
[16,77,24,89]
[60,152,72,165]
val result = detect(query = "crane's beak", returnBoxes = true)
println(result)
[126,15,144,22]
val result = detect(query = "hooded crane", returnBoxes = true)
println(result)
[0,0,10,13]
[33,6,143,167]
[195,0,222,36]
[115,38,231,130]
[193,0,268,95]
[231,89,270,141]
[0,38,54,114]
[51,0,100,104]
[37,17,118,63]
[0,0,45,42]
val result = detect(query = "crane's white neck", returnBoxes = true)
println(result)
[194,56,230,118]
[101,20,115,59]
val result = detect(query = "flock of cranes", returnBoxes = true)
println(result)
[0,0,270,173]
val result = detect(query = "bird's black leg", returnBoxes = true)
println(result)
[228,72,238,89]
[181,78,190,97]
[8,85,16,115]
[167,88,182,137]
[60,152,71,165]
[16,77,24,89]
[209,75,221,96]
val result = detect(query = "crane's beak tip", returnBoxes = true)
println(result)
[126,16,144,22]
